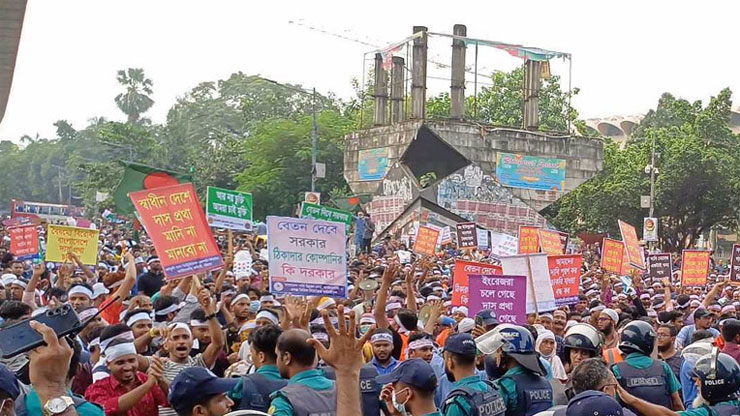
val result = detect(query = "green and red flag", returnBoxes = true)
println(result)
[111,161,192,215]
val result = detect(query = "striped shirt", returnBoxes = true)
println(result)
[151,354,207,416]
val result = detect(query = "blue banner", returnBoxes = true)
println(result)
[495,153,566,191]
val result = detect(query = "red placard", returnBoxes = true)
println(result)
[620,247,638,276]
[9,225,39,260]
[731,244,740,282]
[618,220,645,269]
[548,254,582,305]
[130,183,224,280]
[601,238,624,274]
[538,229,564,255]
[681,250,710,287]
[452,259,503,306]
[518,225,540,254]
[413,226,440,257]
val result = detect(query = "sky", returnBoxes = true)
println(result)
[1,0,740,141]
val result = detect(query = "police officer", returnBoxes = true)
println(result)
[616,348,740,416]
[323,362,380,416]
[229,325,288,413]
[442,333,506,416]
[611,320,684,413]
[479,324,553,416]
[377,359,441,416]
[269,328,336,416]
[562,323,603,373]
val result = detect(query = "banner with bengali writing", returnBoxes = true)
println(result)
[452,259,503,306]
[518,225,540,254]
[647,253,672,281]
[618,220,645,269]
[548,254,582,305]
[46,225,99,265]
[538,229,564,255]
[131,183,224,280]
[9,225,39,261]
[601,238,624,274]
[468,274,527,323]
[456,222,478,249]
[731,245,740,282]
[681,250,710,287]
[205,186,253,231]
[413,226,440,256]
[267,216,347,297]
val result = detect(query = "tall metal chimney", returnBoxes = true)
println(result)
[450,24,466,119]
[410,26,428,120]
[523,59,542,130]
[373,53,388,126]
[390,56,405,123]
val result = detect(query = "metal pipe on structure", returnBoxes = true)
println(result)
[373,53,388,125]
[523,59,542,130]
[390,56,405,123]
[450,24,467,119]
[410,26,428,120]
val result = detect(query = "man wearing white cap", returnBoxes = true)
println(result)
[451,306,468,323]
[68,283,94,312]
[598,308,620,350]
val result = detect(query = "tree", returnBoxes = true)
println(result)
[236,110,354,219]
[546,88,740,251]
[115,68,154,124]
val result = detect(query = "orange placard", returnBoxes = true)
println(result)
[538,229,565,255]
[452,259,503,306]
[620,247,638,276]
[680,250,710,287]
[601,238,624,274]
[413,225,440,257]
[548,254,582,305]
[130,183,224,280]
[618,220,645,269]
[518,225,540,254]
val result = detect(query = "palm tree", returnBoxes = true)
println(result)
[114,68,154,124]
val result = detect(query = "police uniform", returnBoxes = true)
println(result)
[678,399,740,416]
[229,364,288,413]
[322,364,380,416]
[442,375,506,416]
[612,352,681,410]
[268,369,335,416]
[495,366,553,416]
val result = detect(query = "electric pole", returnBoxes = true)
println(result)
[311,88,318,192]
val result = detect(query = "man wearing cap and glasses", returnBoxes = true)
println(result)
[676,308,720,349]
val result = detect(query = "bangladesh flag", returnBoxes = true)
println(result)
[111,161,192,215]
[331,194,373,212]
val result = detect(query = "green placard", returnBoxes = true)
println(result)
[206,186,253,231]
[300,202,352,226]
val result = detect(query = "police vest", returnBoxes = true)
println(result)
[441,380,506,416]
[704,402,740,416]
[237,372,288,413]
[614,360,672,411]
[501,372,553,416]
[277,383,337,416]
[323,364,381,416]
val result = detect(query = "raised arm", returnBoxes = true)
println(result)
[23,262,44,310]
[199,288,225,368]
[374,264,397,329]
[111,252,137,305]
[69,252,96,284]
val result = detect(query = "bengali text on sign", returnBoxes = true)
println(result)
[647,253,672,281]
[131,183,224,280]
[681,250,710,287]
[46,225,99,265]
[9,225,39,261]
[548,254,582,305]
[538,229,564,255]
[413,226,440,256]
[267,216,347,297]
[452,260,503,306]
[456,222,478,249]
[468,274,527,324]
[619,220,645,269]
[601,238,624,274]
[518,225,540,254]
[731,245,740,282]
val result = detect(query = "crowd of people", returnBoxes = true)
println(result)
[0,221,738,416]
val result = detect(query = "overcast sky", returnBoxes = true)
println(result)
[1,0,739,141]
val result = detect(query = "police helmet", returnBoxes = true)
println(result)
[618,320,655,356]
[694,348,740,405]
[562,323,603,363]
[476,324,544,375]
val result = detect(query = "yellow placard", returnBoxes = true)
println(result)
[45,225,100,265]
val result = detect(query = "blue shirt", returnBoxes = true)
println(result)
[371,356,399,375]
[353,217,366,244]
[680,358,698,409]
[676,325,720,349]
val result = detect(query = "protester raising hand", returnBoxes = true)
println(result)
[307,308,373,416]
[27,321,79,415]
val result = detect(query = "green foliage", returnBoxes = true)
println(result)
[115,68,154,124]
[547,88,740,251]
[236,110,354,219]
